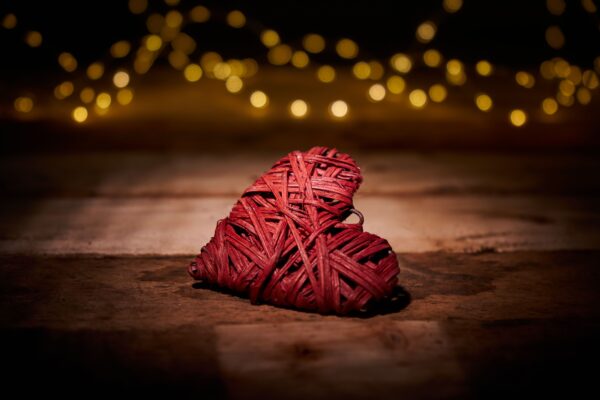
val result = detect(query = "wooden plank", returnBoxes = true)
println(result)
[1,252,598,397]
[215,320,465,400]
[1,152,599,197]
[1,195,599,255]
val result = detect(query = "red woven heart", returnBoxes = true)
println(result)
[188,147,399,314]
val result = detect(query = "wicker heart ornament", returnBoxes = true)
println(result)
[188,147,399,314]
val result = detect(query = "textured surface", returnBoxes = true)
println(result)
[1,151,599,398]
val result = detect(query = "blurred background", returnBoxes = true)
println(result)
[1,0,599,151]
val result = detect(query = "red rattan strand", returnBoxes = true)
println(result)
[188,146,399,314]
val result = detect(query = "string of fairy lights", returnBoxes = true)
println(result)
[3,0,600,128]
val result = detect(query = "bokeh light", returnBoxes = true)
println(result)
[261,30,280,47]
[429,84,447,103]
[542,97,558,115]
[423,49,442,67]
[290,99,308,118]
[416,21,436,43]
[226,10,246,28]
[409,89,427,108]
[336,39,358,59]
[317,65,336,83]
[387,75,406,94]
[509,109,527,126]
[390,53,412,73]
[225,76,243,93]
[475,94,493,111]
[113,71,130,88]
[183,64,203,82]
[72,106,88,123]
[329,100,348,118]
[476,60,493,76]
[250,91,268,108]
[368,84,386,102]
[303,34,325,53]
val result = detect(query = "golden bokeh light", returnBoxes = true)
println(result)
[227,59,245,76]
[128,0,148,14]
[546,0,566,15]
[250,91,268,108]
[387,75,406,94]
[559,79,575,96]
[96,92,112,109]
[242,58,259,77]
[267,45,292,65]
[416,21,436,43]
[540,61,555,80]
[200,52,222,72]
[553,58,571,78]
[542,98,558,115]
[476,60,493,76]
[390,53,412,73]
[446,59,462,75]
[567,66,582,85]
[86,62,104,80]
[515,71,535,88]
[368,84,386,102]
[353,62,371,80]
[475,93,493,111]
[145,35,163,51]
[423,49,442,67]
[303,34,325,54]
[183,63,203,82]
[113,71,130,88]
[446,59,466,85]
[110,41,131,58]
[576,87,592,105]
[545,26,565,49]
[54,81,74,100]
[2,13,17,29]
[58,52,78,72]
[582,0,598,13]
[336,38,358,59]
[429,84,447,103]
[14,96,33,113]
[556,92,574,107]
[80,87,95,104]
[25,31,42,47]
[172,33,196,55]
[443,0,463,13]
[168,50,189,70]
[117,88,134,105]
[261,30,280,47]
[146,14,164,34]
[330,100,348,118]
[290,99,308,118]
[164,0,180,5]
[291,51,309,68]
[409,89,427,108]
[226,10,246,28]
[317,65,336,83]
[213,62,232,80]
[509,109,527,127]
[165,10,183,28]
[369,61,384,80]
[190,6,210,23]
[582,70,599,89]
[72,106,88,123]
[225,76,243,93]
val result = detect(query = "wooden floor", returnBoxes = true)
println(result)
[1,150,599,398]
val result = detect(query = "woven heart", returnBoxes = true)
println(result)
[188,146,399,314]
